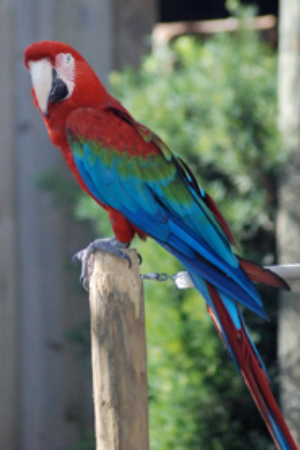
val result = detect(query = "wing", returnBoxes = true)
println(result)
[66,105,267,317]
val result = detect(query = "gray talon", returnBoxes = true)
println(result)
[121,252,132,268]
[80,275,89,292]
[137,253,143,265]
[72,253,80,265]
[73,237,131,290]
[72,249,87,265]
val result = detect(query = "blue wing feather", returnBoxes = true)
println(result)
[69,126,267,319]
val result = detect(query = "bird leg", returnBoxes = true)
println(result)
[72,237,131,291]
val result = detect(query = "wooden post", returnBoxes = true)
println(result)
[89,249,149,450]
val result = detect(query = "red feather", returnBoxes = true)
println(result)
[238,257,290,291]
[206,282,297,450]
[202,192,238,247]
[25,42,145,244]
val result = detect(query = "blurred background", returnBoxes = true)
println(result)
[1,0,300,449]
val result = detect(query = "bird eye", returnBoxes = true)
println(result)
[65,53,72,64]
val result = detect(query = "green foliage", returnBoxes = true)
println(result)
[72,29,280,450]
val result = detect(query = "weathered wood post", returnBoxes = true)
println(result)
[89,249,149,450]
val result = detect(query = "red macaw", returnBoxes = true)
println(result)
[24,41,297,450]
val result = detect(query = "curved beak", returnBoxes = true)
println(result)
[28,59,53,116]
[28,59,69,116]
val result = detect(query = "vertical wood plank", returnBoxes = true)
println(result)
[15,1,64,448]
[112,0,157,69]
[15,1,115,448]
[278,0,300,446]
[56,0,113,84]
[277,0,300,446]
[0,2,18,449]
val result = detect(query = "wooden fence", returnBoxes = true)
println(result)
[0,1,156,449]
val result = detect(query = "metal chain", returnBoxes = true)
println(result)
[141,272,176,282]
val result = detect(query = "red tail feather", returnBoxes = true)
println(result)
[238,257,290,291]
[203,192,238,247]
[206,282,297,450]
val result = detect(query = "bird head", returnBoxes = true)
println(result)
[24,41,109,119]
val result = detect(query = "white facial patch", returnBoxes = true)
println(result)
[55,53,75,99]
[28,59,52,115]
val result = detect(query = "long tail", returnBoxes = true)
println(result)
[190,272,297,450]
[237,257,290,290]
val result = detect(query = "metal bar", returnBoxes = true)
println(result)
[173,264,300,290]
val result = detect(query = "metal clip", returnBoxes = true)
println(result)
[141,272,173,282]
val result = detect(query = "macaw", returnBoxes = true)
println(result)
[24,41,297,450]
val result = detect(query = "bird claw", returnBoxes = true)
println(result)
[119,250,132,268]
[80,274,90,292]
[72,250,85,265]
[72,237,131,291]
[137,253,143,265]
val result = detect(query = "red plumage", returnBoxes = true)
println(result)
[238,257,289,290]
[24,41,145,243]
[206,282,297,450]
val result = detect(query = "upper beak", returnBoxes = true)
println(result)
[28,59,52,116]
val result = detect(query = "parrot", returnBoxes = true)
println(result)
[24,40,298,450]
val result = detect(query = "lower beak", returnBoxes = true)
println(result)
[48,70,68,104]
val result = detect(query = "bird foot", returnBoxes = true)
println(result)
[72,237,131,291]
